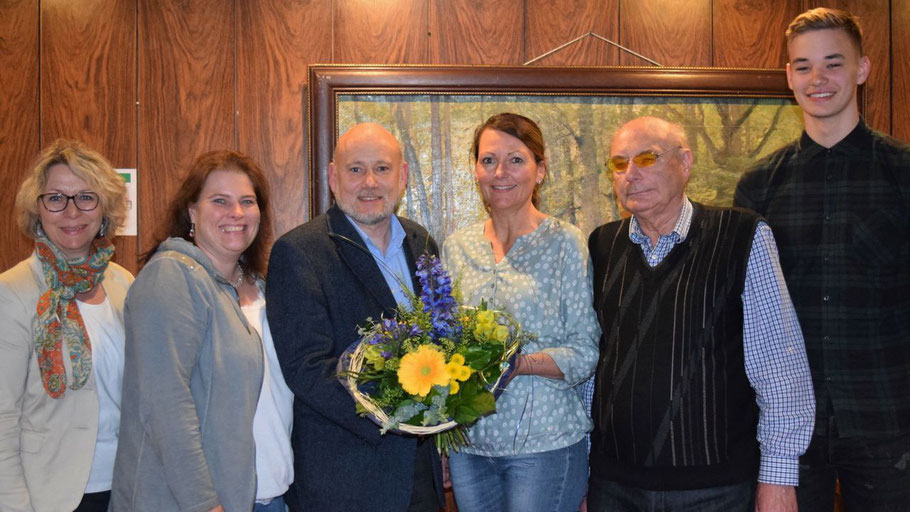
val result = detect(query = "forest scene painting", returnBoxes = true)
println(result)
[337,93,804,242]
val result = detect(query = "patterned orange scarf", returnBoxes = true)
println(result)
[34,236,114,398]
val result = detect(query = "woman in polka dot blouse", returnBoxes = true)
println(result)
[442,113,600,512]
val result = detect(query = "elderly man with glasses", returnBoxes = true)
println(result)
[585,116,815,512]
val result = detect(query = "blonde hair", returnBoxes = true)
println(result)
[787,8,863,54]
[15,139,128,240]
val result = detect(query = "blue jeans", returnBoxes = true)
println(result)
[253,496,286,512]
[449,440,588,512]
[587,477,755,512]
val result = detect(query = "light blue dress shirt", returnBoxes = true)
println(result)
[345,214,414,307]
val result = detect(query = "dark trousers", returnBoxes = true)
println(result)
[587,476,755,512]
[797,416,910,512]
[408,437,443,512]
[74,491,110,512]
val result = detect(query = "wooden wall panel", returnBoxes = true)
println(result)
[428,0,524,64]
[619,0,712,66]
[0,0,39,272]
[138,0,235,255]
[335,0,427,63]
[525,0,620,66]
[237,0,332,238]
[894,0,910,142]
[713,0,801,68]
[802,0,892,133]
[41,0,138,273]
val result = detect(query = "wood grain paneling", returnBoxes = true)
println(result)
[525,0,620,65]
[894,0,910,142]
[335,0,427,63]
[41,0,138,273]
[0,0,39,272]
[619,0,712,66]
[801,0,892,133]
[713,0,801,68]
[428,0,524,64]
[138,0,235,255]
[237,0,332,238]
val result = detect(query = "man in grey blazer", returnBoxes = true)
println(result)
[266,123,444,511]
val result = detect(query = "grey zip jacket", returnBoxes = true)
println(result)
[110,238,263,512]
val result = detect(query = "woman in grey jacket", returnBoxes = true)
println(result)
[110,151,274,512]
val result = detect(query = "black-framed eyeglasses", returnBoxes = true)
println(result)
[37,192,100,212]
[607,146,681,174]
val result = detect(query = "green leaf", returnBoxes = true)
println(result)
[452,390,495,424]
[461,343,499,368]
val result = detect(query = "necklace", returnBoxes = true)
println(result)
[232,263,244,289]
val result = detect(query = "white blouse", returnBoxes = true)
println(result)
[77,296,124,493]
[242,290,295,502]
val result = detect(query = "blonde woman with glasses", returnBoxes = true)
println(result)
[0,140,133,512]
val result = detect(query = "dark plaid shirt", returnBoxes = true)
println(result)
[735,121,910,438]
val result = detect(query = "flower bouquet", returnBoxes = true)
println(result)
[338,254,524,453]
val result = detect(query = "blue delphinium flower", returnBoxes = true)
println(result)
[416,254,460,340]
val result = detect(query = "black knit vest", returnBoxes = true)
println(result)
[588,203,762,490]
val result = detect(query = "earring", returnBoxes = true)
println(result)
[189,223,195,238]
[536,179,543,185]
[35,220,46,238]
[97,218,108,238]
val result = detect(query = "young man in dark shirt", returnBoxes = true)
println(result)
[735,8,910,511]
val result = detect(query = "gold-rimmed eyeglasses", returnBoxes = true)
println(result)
[606,146,681,174]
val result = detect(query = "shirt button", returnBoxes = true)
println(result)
[823,255,830,262]
[823,295,830,302]
[826,173,833,180]
[823,335,830,342]
[825,377,832,382]
[824,215,831,222]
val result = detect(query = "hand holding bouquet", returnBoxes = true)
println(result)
[338,254,524,453]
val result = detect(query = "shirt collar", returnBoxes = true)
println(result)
[344,214,406,258]
[629,197,693,244]
[797,119,872,159]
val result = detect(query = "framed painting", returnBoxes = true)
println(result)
[307,65,807,241]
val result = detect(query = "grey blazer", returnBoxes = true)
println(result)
[0,254,132,512]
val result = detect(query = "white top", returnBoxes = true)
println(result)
[242,290,295,501]
[77,296,124,493]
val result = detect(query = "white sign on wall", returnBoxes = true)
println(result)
[117,169,137,236]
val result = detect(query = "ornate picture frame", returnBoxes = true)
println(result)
[307,65,805,239]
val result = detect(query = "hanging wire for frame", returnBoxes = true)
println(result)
[523,31,663,67]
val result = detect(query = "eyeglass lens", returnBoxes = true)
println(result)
[38,193,100,212]
[608,150,660,172]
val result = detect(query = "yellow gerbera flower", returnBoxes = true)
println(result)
[397,345,450,396]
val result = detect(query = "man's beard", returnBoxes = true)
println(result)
[337,191,400,226]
